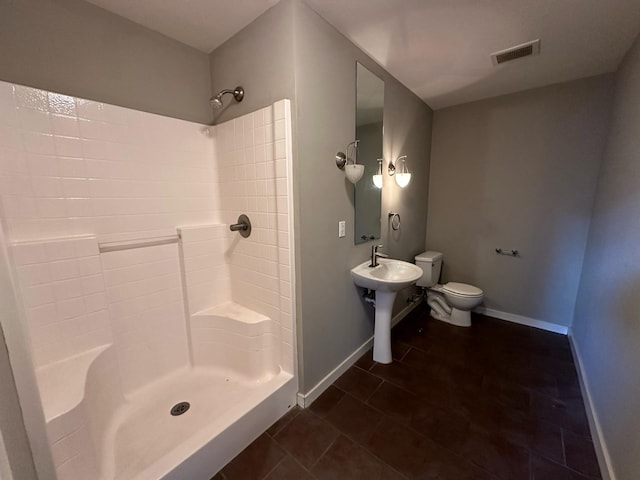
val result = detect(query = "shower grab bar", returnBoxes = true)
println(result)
[99,234,180,253]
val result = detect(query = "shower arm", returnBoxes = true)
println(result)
[216,89,236,97]
[210,86,245,106]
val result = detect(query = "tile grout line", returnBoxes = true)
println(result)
[268,409,333,478]
[365,369,419,397]
[306,433,340,473]
[259,454,287,480]
[397,343,411,362]
[537,451,602,479]
[364,422,410,480]
[265,408,299,438]
[267,439,316,477]
[364,378,385,404]
[312,393,410,480]
[342,416,411,480]
[287,453,320,479]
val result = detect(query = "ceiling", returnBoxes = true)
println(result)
[84,0,280,53]
[85,0,640,109]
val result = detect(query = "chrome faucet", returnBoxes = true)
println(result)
[370,244,388,267]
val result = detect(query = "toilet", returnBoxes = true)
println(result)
[414,251,483,327]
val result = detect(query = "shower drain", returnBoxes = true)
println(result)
[170,402,190,416]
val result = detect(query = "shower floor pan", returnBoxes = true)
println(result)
[104,367,294,480]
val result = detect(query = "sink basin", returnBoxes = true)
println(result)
[351,258,423,292]
[351,258,423,364]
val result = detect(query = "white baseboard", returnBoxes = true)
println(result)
[474,307,568,335]
[296,336,373,408]
[568,331,616,480]
[297,298,423,408]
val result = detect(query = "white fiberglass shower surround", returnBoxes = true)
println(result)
[0,81,297,480]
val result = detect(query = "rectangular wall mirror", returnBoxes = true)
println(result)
[354,63,384,244]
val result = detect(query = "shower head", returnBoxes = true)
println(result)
[210,86,244,109]
[210,97,224,109]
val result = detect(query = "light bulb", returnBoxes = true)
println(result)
[372,158,383,188]
[345,164,364,183]
[372,174,383,188]
[396,172,411,188]
[394,155,411,188]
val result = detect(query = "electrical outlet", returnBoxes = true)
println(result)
[338,221,346,238]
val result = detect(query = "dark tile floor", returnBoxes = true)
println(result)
[212,306,602,480]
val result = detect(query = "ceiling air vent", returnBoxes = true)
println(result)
[491,39,540,65]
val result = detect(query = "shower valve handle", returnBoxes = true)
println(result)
[230,222,247,231]
[229,214,252,238]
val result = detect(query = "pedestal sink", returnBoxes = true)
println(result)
[351,258,423,363]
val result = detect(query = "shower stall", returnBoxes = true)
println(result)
[0,81,297,479]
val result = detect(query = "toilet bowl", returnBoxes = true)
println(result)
[427,283,483,327]
[415,251,484,327]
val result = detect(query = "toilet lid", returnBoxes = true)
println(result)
[442,282,483,296]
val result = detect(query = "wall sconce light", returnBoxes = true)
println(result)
[335,140,364,184]
[388,155,411,188]
[372,158,383,188]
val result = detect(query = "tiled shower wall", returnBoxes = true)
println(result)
[0,79,215,379]
[179,224,231,315]
[11,236,111,367]
[101,243,188,393]
[0,81,216,243]
[0,80,295,376]
[215,101,295,373]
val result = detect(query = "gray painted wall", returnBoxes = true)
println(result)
[292,1,432,392]
[209,0,296,124]
[211,0,433,393]
[427,76,614,327]
[0,0,211,123]
[572,34,640,480]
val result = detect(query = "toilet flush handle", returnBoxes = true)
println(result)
[495,248,518,257]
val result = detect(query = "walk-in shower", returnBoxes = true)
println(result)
[210,86,245,109]
[0,81,296,480]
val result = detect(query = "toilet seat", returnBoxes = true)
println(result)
[442,282,483,297]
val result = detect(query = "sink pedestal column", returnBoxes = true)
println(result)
[373,290,396,364]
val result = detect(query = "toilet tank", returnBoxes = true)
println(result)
[415,251,443,287]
